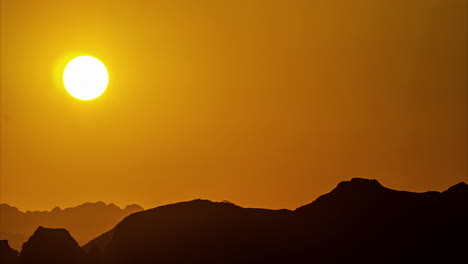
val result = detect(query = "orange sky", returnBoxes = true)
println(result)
[1,0,467,211]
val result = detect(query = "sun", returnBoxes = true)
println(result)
[63,56,109,100]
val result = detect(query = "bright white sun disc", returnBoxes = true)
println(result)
[63,56,108,100]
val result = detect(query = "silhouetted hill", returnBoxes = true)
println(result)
[5,179,467,263]
[443,182,468,202]
[293,178,468,262]
[0,232,28,254]
[81,178,467,264]
[0,202,143,250]
[0,240,19,264]
[104,200,293,263]
[19,227,84,264]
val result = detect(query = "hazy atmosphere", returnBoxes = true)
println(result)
[1,0,467,211]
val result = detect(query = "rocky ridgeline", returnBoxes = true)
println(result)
[2,178,467,264]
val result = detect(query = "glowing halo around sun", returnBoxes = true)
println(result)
[63,56,109,100]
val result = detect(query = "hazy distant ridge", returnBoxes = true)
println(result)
[0,202,143,251]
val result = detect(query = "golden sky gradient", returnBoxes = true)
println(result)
[1,0,467,211]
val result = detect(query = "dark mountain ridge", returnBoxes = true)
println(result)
[0,202,143,251]
[0,240,19,264]
[3,178,467,264]
[86,178,467,263]
[19,227,84,264]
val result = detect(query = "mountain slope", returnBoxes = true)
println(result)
[83,178,467,264]
[0,202,143,250]
[0,240,19,264]
[0,232,28,253]
[19,227,84,264]
[105,200,293,263]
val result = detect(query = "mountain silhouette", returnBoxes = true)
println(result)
[3,178,467,263]
[293,178,468,263]
[0,202,143,251]
[81,178,467,263]
[0,232,27,254]
[0,240,19,264]
[103,199,293,263]
[19,227,84,264]
[82,230,114,254]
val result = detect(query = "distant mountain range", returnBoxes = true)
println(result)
[1,178,467,264]
[0,202,143,251]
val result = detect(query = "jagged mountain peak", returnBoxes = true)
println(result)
[1,202,144,251]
